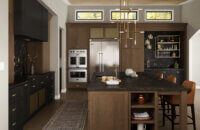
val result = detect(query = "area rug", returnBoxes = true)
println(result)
[43,100,88,130]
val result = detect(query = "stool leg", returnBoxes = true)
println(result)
[171,105,175,130]
[167,102,170,113]
[191,104,196,130]
[162,97,166,126]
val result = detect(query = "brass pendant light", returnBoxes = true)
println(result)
[117,0,143,48]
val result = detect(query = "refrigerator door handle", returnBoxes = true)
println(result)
[98,52,101,72]
[102,53,104,72]
[76,56,79,68]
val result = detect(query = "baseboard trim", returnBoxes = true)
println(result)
[54,94,61,100]
[61,88,67,93]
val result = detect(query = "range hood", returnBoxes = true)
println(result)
[14,0,48,42]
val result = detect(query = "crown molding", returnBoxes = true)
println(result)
[63,0,71,5]
[67,0,192,6]
[179,0,193,5]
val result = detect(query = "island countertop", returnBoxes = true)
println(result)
[87,72,190,92]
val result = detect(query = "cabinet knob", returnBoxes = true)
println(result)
[12,94,16,97]
[12,108,16,112]
[32,85,36,88]
[24,84,28,87]
[41,82,44,84]
[12,122,16,126]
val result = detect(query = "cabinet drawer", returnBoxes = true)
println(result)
[68,83,87,88]
[9,89,19,104]
[9,120,18,130]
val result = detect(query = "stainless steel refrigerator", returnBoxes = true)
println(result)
[90,39,119,79]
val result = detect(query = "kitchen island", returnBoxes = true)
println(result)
[87,72,189,130]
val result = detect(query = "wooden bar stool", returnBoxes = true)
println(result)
[165,81,196,130]
[156,72,164,79]
[166,75,177,84]
[162,76,177,126]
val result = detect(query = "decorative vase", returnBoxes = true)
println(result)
[138,95,145,104]
[31,63,35,75]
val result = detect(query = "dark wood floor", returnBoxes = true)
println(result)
[23,90,200,130]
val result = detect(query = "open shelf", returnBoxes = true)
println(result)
[156,49,180,52]
[131,124,155,130]
[131,102,155,108]
[157,42,179,44]
[131,120,155,124]
[155,35,181,59]
[130,92,158,130]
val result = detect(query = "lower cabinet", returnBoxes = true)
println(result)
[39,88,46,108]
[68,83,87,89]
[9,72,54,130]
[30,88,46,115]
[88,91,129,130]
[30,92,38,115]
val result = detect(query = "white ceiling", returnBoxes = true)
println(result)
[66,0,189,5]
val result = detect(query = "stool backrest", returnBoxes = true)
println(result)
[156,73,164,79]
[182,80,196,104]
[166,76,176,84]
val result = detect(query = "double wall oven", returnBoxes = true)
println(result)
[68,49,87,83]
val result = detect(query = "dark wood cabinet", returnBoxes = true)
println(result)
[9,72,55,130]
[14,0,48,41]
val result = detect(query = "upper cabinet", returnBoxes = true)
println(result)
[105,28,118,39]
[67,24,90,49]
[90,28,104,38]
[14,0,48,42]
[90,27,118,39]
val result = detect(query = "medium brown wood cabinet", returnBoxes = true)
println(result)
[90,28,104,38]
[121,48,144,72]
[88,91,129,130]
[67,24,89,49]
[90,27,118,39]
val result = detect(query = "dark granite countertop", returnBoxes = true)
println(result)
[9,71,54,90]
[87,72,190,92]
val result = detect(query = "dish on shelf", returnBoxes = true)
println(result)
[132,117,152,121]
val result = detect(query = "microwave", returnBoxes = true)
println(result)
[68,49,87,68]
[68,69,87,83]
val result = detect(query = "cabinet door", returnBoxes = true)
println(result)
[38,88,46,107]
[90,28,104,38]
[67,24,89,49]
[30,93,38,115]
[121,48,144,72]
[105,28,118,38]
[88,92,129,130]
[121,32,144,49]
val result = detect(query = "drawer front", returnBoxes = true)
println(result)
[9,89,19,104]
[68,83,87,89]
[9,120,18,130]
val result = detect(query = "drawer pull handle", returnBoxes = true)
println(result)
[32,85,36,88]
[24,84,28,87]
[12,108,16,112]
[12,122,16,126]
[12,94,16,97]
[41,82,44,84]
